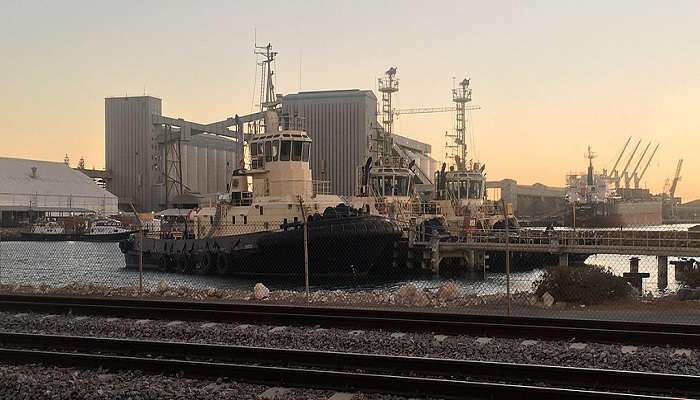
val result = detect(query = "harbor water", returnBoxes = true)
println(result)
[0,227,691,297]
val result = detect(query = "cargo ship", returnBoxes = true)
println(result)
[564,146,662,228]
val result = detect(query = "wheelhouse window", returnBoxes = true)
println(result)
[469,181,482,199]
[395,175,409,196]
[271,140,279,161]
[280,140,291,161]
[384,176,393,196]
[265,141,272,162]
[371,176,383,196]
[292,141,303,161]
[460,179,469,199]
[302,142,310,162]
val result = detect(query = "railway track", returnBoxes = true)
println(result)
[0,294,698,347]
[0,331,696,399]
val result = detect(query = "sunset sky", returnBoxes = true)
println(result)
[1,1,698,201]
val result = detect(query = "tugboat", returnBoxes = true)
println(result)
[119,46,401,279]
[351,67,441,227]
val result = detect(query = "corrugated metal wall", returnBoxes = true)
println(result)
[105,96,161,211]
[283,90,375,196]
[106,97,239,211]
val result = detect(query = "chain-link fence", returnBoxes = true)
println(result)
[1,220,699,324]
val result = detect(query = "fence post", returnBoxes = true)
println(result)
[501,199,511,317]
[0,230,3,289]
[139,226,143,297]
[298,196,309,301]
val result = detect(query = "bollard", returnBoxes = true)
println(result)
[629,257,640,273]
[657,256,668,290]
[624,257,649,293]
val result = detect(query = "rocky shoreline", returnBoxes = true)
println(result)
[0,281,536,309]
[1,281,699,318]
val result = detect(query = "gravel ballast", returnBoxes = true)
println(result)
[0,363,412,400]
[0,311,698,376]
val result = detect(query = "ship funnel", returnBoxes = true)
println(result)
[30,166,37,179]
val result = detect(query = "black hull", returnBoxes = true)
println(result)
[120,216,402,279]
[19,231,137,242]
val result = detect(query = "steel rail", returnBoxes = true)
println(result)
[0,333,693,399]
[0,332,697,397]
[0,294,699,347]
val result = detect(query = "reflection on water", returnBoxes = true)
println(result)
[0,229,690,297]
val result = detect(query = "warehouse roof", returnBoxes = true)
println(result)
[0,157,117,200]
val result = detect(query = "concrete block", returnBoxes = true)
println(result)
[390,332,406,339]
[475,337,492,345]
[521,340,538,346]
[328,393,354,400]
[434,334,449,343]
[673,349,693,357]
[621,346,637,354]
[201,322,218,329]
[569,342,587,350]
[268,326,286,334]
[258,387,291,399]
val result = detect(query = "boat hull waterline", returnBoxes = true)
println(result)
[119,215,402,278]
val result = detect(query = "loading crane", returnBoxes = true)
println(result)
[609,137,632,180]
[618,139,642,189]
[625,142,651,188]
[669,159,684,200]
[633,143,659,189]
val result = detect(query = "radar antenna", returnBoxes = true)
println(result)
[255,43,279,111]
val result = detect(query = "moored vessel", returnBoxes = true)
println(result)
[20,217,135,242]
[565,144,662,228]
[119,45,401,279]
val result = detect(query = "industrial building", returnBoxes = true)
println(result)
[283,89,435,196]
[105,91,434,210]
[105,96,241,212]
[0,157,118,227]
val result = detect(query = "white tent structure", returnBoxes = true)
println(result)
[0,157,118,225]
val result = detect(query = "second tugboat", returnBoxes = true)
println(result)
[119,45,401,279]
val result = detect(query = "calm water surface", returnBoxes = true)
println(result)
[0,224,692,296]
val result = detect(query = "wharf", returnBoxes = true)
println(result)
[408,228,700,275]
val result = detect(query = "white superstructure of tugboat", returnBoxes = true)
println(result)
[119,45,401,278]
[351,67,441,227]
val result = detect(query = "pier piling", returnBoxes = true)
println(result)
[558,253,569,267]
[657,256,668,289]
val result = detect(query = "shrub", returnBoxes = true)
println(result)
[532,264,632,305]
[679,268,700,288]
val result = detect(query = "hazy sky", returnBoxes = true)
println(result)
[1,0,698,200]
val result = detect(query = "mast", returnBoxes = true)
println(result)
[376,67,399,165]
[585,146,596,186]
[255,43,280,112]
[452,78,472,168]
